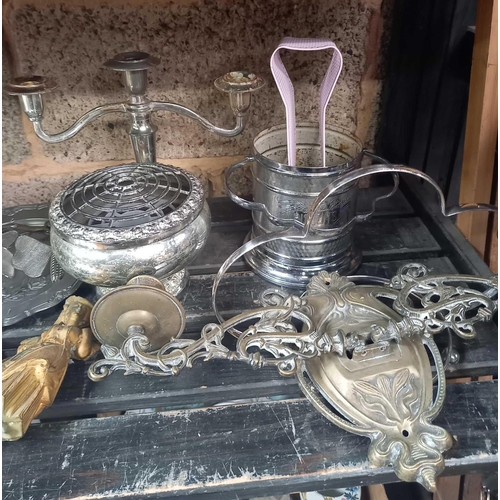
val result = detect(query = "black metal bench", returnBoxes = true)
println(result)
[3,180,497,500]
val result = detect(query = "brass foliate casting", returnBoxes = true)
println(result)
[3,296,99,441]
[88,264,497,491]
[88,276,187,380]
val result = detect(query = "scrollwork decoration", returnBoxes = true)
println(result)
[390,263,498,339]
[89,298,320,380]
[88,263,498,492]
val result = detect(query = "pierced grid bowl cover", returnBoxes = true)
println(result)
[49,163,205,246]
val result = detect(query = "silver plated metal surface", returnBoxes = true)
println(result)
[49,163,204,244]
[214,161,497,321]
[225,124,398,288]
[49,163,210,289]
[88,264,497,491]
[96,268,189,298]
[304,164,498,235]
[2,204,81,327]
[49,255,64,282]
[6,51,264,164]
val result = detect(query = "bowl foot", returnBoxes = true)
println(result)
[96,268,190,298]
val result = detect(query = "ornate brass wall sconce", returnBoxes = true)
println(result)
[88,264,497,491]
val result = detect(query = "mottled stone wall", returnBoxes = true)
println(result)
[2,45,31,164]
[2,0,392,207]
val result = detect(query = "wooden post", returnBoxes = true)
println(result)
[462,474,484,500]
[457,0,498,259]
[485,191,498,271]
[433,475,461,500]
[366,484,389,500]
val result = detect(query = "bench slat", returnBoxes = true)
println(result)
[3,380,497,500]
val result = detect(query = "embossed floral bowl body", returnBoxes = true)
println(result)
[49,163,210,293]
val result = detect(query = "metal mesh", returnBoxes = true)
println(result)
[60,164,191,228]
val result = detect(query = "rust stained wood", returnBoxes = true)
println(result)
[457,0,498,258]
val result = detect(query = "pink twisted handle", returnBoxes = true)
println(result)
[270,37,343,167]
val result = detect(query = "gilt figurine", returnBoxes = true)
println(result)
[2,296,99,441]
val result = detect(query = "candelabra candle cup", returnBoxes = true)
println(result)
[225,123,395,288]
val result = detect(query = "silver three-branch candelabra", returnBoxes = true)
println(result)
[6,51,265,164]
